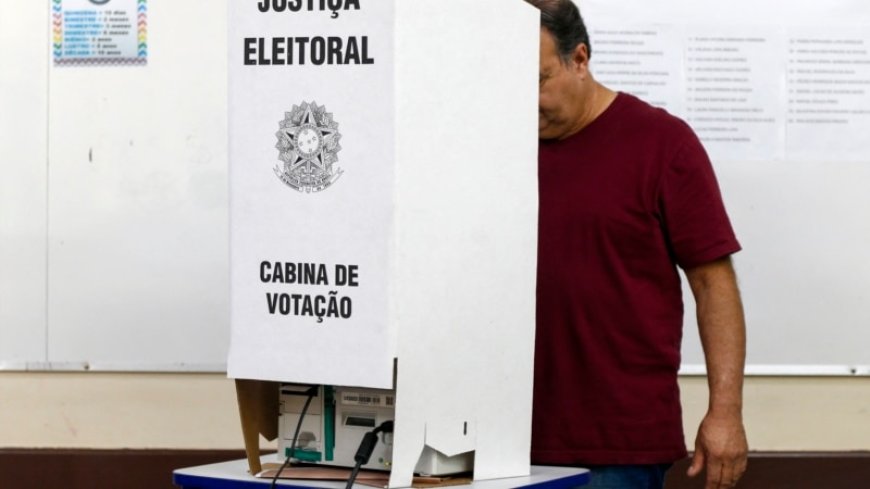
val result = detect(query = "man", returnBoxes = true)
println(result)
[525,1,749,488]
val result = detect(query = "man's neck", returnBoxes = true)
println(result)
[562,82,618,140]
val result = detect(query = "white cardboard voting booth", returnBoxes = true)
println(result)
[226,1,539,487]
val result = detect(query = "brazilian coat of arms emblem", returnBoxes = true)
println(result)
[274,102,343,193]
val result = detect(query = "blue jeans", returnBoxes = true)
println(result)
[581,464,672,489]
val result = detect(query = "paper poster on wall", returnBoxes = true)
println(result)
[786,26,870,162]
[591,23,685,115]
[226,1,395,388]
[52,0,147,67]
[683,26,786,161]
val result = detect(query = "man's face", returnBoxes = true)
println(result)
[538,29,588,140]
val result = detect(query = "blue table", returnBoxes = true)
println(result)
[173,457,589,489]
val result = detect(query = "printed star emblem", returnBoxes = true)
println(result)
[274,102,343,193]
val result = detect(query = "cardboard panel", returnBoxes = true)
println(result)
[388,0,540,486]
[227,1,396,388]
[227,1,539,485]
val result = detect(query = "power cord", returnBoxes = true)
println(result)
[345,420,394,489]
[270,385,319,489]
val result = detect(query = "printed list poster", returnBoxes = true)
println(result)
[786,26,870,162]
[53,0,147,66]
[683,26,786,162]
[591,23,685,115]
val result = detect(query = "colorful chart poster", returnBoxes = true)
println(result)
[52,0,147,66]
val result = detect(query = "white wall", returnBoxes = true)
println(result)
[2,373,869,452]
[0,373,244,449]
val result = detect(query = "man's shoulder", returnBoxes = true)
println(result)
[601,92,699,153]
[616,92,691,131]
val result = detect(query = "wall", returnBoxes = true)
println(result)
[682,376,870,451]
[2,373,869,452]
[0,373,243,450]
[3,0,869,478]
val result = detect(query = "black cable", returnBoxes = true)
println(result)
[345,420,394,489]
[270,385,319,489]
[346,463,363,489]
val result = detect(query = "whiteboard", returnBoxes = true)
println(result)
[578,0,870,373]
[1,0,229,371]
[0,0,49,366]
[2,0,870,374]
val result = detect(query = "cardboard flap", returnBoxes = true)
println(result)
[235,379,280,474]
[424,419,476,458]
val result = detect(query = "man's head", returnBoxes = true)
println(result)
[526,0,591,63]
[525,0,598,140]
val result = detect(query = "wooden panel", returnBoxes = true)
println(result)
[666,453,870,489]
[0,449,247,489]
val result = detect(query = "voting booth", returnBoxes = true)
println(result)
[226,1,540,487]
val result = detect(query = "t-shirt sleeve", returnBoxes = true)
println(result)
[659,127,741,269]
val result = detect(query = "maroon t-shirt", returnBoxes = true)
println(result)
[531,93,741,465]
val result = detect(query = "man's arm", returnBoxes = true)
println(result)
[684,256,748,489]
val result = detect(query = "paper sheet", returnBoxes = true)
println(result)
[52,0,147,66]
[683,26,786,161]
[591,23,685,115]
[786,26,870,161]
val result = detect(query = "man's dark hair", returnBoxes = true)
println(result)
[525,0,591,62]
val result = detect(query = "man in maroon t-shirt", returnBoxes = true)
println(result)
[525,1,749,488]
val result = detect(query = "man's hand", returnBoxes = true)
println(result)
[687,411,748,488]
[685,257,748,488]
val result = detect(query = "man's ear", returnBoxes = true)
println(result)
[571,43,590,76]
